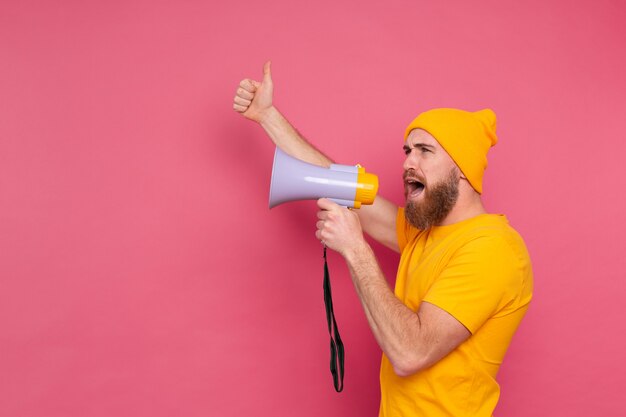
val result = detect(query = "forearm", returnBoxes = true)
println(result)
[344,243,425,375]
[259,106,333,167]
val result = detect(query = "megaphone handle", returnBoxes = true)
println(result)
[323,246,345,392]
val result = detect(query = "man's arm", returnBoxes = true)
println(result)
[233,61,332,167]
[316,198,471,376]
[234,62,399,252]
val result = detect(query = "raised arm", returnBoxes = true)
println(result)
[233,61,332,167]
[233,61,399,253]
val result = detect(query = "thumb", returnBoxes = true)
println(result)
[263,61,272,84]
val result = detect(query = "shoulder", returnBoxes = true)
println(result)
[447,215,533,301]
[453,215,530,263]
[424,216,533,332]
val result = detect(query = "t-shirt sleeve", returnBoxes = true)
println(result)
[396,207,420,252]
[422,235,521,334]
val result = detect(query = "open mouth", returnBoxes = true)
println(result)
[405,177,425,198]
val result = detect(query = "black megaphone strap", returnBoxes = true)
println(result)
[323,246,345,392]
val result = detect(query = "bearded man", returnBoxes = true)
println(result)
[233,62,533,417]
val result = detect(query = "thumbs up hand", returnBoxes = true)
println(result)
[233,61,274,123]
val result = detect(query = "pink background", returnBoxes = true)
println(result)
[1,0,625,416]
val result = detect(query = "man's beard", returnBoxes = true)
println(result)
[404,168,460,230]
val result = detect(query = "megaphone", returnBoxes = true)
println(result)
[269,148,379,209]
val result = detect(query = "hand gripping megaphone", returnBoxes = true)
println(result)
[269,148,379,208]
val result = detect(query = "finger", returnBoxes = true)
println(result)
[317,198,340,211]
[233,103,248,112]
[263,61,272,83]
[317,210,328,220]
[236,88,254,100]
[234,96,251,106]
[316,220,325,231]
[239,79,258,92]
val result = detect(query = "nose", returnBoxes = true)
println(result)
[403,148,419,172]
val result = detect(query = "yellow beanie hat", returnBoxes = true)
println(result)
[403,108,498,194]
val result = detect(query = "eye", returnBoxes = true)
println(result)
[404,145,432,155]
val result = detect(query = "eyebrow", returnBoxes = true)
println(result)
[403,142,436,152]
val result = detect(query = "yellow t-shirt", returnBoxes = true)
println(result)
[379,209,533,417]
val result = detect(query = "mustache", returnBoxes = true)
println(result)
[403,169,425,184]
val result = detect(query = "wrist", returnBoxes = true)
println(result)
[343,239,372,265]
[258,105,280,126]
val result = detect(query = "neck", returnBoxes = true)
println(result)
[439,184,486,226]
